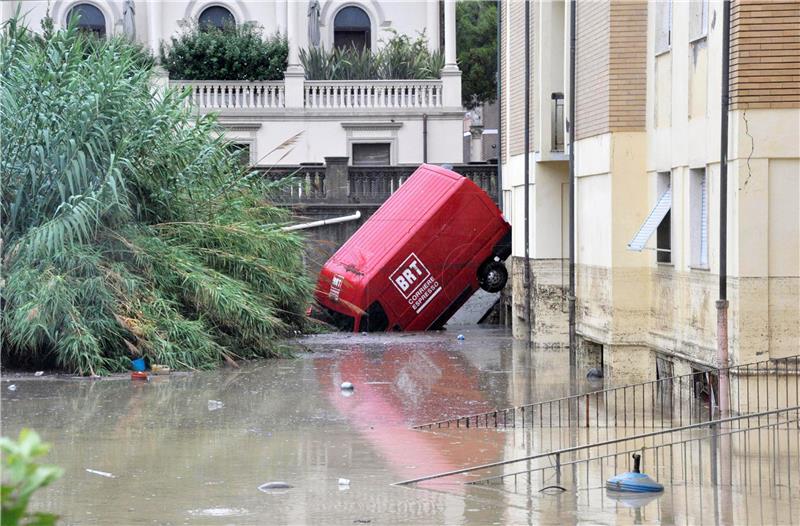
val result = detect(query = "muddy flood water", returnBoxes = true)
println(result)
[2,326,798,525]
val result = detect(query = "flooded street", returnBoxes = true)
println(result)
[2,327,798,525]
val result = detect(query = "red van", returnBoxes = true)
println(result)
[315,164,511,332]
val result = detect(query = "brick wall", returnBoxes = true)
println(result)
[609,0,647,131]
[576,0,647,141]
[506,0,533,156]
[731,0,800,109]
[575,0,610,140]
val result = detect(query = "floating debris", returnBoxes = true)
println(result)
[150,364,171,375]
[189,508,248,517]
[539,485,567,494]
[207,400,224,411]
[7,384,16,391]
[606,454,663,493]
[340,382,354,390]
[258,481,292,492]
[86,469,115,478]
[34,371,44,377]
[457,334,465,341]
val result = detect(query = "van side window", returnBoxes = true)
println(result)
[360,301,389,332]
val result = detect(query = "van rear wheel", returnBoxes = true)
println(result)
[478,261,507,293]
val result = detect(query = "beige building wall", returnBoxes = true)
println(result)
[646,0,800,369]
[573,0,651,383]
[501,0,570,346]
[501,0,798,386]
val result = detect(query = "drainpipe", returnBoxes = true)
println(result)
[523,0,532,343]
[496,0,503,213]
[422,114,428,163]
[281,211,362,232]
[717,0,731,417]
[568,0,577,366]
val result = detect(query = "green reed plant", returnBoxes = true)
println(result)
[1,16,312,375]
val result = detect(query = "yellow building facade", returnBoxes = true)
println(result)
[500,0,799,382]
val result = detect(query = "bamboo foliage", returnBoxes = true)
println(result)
[0,17,312,375]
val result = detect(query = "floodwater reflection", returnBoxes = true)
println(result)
[1,327,796,525]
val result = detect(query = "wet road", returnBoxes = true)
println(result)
[2,327,797,525]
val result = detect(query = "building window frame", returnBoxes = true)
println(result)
[198,4,237,30]
[341,121,401,165]
[655,0,673,55]
[63,1,111,37]
[227,141,255,167]
[656,171,673,264]
[351,142,391,166]
[689,167,709,269]
[332,5,373,51]
[689,0,709,43]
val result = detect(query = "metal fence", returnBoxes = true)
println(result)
[397,406,800,493]
[413,354,800,431]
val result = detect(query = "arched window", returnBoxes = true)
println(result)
[334,6,371,51]
[198,5,235,31]
[66,3,106,38]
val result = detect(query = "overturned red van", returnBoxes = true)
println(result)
[315,164,511,332]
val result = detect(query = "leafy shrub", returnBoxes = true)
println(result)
[160,22,287,80]
[301,31,443,80]
[1,17,312,375]
[456,0,497,109]
[1,429,64,526]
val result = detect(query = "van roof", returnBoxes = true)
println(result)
[330,164,463,277]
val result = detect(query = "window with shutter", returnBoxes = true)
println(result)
[690,168,709,268]
[655,0,672,54]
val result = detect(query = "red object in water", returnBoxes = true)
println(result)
[315,164,510,332]
[130,371,148,381]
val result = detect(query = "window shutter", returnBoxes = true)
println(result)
[700,175,708,267]
[628,187,672,251]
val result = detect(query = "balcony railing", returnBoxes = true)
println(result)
[173,81,286,110]
[348,166,412,200]
[256,161,498,205]
[304,80,443,110]
[171,79,446,111]
[261,164,326,202]
[551,92,565,152]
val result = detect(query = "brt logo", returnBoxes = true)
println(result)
[390,253,431,299]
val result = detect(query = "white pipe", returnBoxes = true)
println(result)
[281,211,361,232]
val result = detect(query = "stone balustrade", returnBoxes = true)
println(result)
[258,160,498,205]
[173,81,286,110]
[304,81,443,110]
[171,78,452,111]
